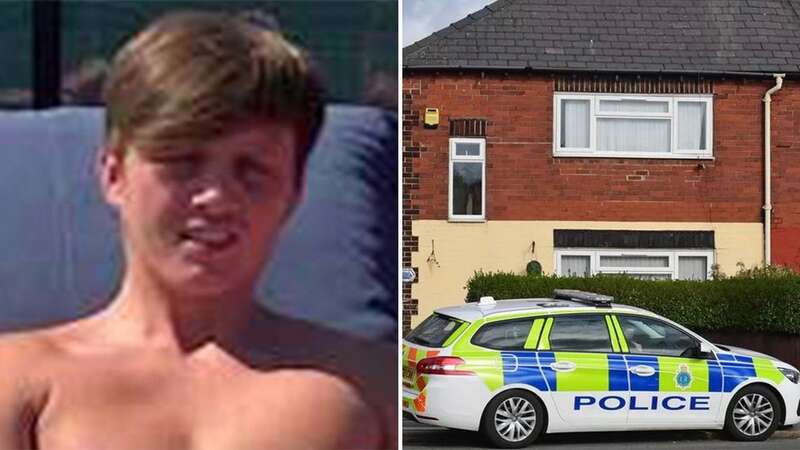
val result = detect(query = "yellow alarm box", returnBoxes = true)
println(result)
[424,108,439,128]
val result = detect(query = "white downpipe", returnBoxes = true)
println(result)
[763,73,785,266]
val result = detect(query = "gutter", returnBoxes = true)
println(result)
[403,64,797,79]
[763,73,785,266]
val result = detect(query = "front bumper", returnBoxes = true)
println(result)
[779,381,800,426]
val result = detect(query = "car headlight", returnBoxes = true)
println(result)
[778,367,800,384]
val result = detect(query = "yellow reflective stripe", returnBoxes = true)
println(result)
[451,318,504,392]
[538,318,553,350]
[524,319,545,349]
[555,352,609,391]
[605,315,620,353]
[442,321,468,347]
[753,357,784,384]
[611,316,629,353]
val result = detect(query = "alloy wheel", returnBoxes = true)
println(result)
[732,393,774,437]
[494,396,537,442]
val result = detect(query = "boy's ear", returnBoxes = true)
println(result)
[97,147,126,207]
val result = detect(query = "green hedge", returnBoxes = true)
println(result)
[465,270,800,335]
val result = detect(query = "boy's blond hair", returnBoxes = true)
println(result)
[103,10,325,185]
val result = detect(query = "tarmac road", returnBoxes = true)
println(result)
[403,419,800,449]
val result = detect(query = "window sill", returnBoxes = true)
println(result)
[553,152,715,161]
[448,217,486,223]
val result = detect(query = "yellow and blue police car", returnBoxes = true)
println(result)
[402,290,800,447]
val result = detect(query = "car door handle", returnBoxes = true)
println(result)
[549,361,576,372]
[630,365,656,376]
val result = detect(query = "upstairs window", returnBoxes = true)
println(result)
[554,93,712,159]
[449,137,485,221]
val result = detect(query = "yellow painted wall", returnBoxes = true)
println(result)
[409,220,763,328]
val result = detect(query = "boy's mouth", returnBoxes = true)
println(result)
[179,225,240,253]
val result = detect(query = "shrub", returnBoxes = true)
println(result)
[465,269,800,334]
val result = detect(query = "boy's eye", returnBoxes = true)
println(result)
[238,158,271,179]
[154,154,203,178]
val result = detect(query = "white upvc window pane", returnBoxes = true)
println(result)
[597,118,670,153]
[561,99,590,148]
[678,256,708,280]
[557,248,713,280]
[454,141,481,156]
[677,102,707,150]
[554,93,713,158]
[599,99,669,113]
[451,162,483,216]
[561,255,590,277]
[599,255,669,268]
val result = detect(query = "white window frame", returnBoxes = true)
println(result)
[553,250,593,277]
[675,251,715,281]
[553,93,713,159]
[673,97,713,155]
[554,248,714,280]
[449,137,486,222]
[554,94,594,152]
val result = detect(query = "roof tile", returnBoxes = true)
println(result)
[404,0,800,74]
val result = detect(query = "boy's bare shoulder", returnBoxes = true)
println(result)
[246,311,398,448]
[0,319,97,376]
[0,327,61,436]
[0,328,59,369]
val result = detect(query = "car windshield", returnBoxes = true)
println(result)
[406,313,465,347]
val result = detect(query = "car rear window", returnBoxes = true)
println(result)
[471,319,534,350]
[406,313,465,347]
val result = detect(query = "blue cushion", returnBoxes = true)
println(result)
[263,105,397,341]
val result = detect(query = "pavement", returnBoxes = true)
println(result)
[403,419,800,449]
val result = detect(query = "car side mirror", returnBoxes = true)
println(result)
[699,342,714,358]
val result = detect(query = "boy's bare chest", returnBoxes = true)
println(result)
[35,360,357,450]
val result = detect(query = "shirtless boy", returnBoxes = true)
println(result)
[0,11,395,450]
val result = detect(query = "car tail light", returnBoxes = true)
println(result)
[416,356,474,376]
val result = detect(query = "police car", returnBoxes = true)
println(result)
[402,290,800,447]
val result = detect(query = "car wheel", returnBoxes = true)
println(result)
[724,385,781,441]
[481,390,545,448]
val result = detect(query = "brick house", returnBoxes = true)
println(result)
[402,0,800,332]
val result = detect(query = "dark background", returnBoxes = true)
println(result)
[0,0,397,108]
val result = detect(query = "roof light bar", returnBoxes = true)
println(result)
[553,289,613,308]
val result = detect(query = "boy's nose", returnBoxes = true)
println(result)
[190,178,244,216]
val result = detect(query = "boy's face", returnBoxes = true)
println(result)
[100,120,299,299]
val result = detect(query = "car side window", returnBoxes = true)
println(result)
[548,315,613,352]
[618,315,698,357]
[471,319,533,350]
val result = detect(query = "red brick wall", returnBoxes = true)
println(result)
[402,71,800,331]
[404,72,778,223]
[770,81,800,270]
[402,76,421,334]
